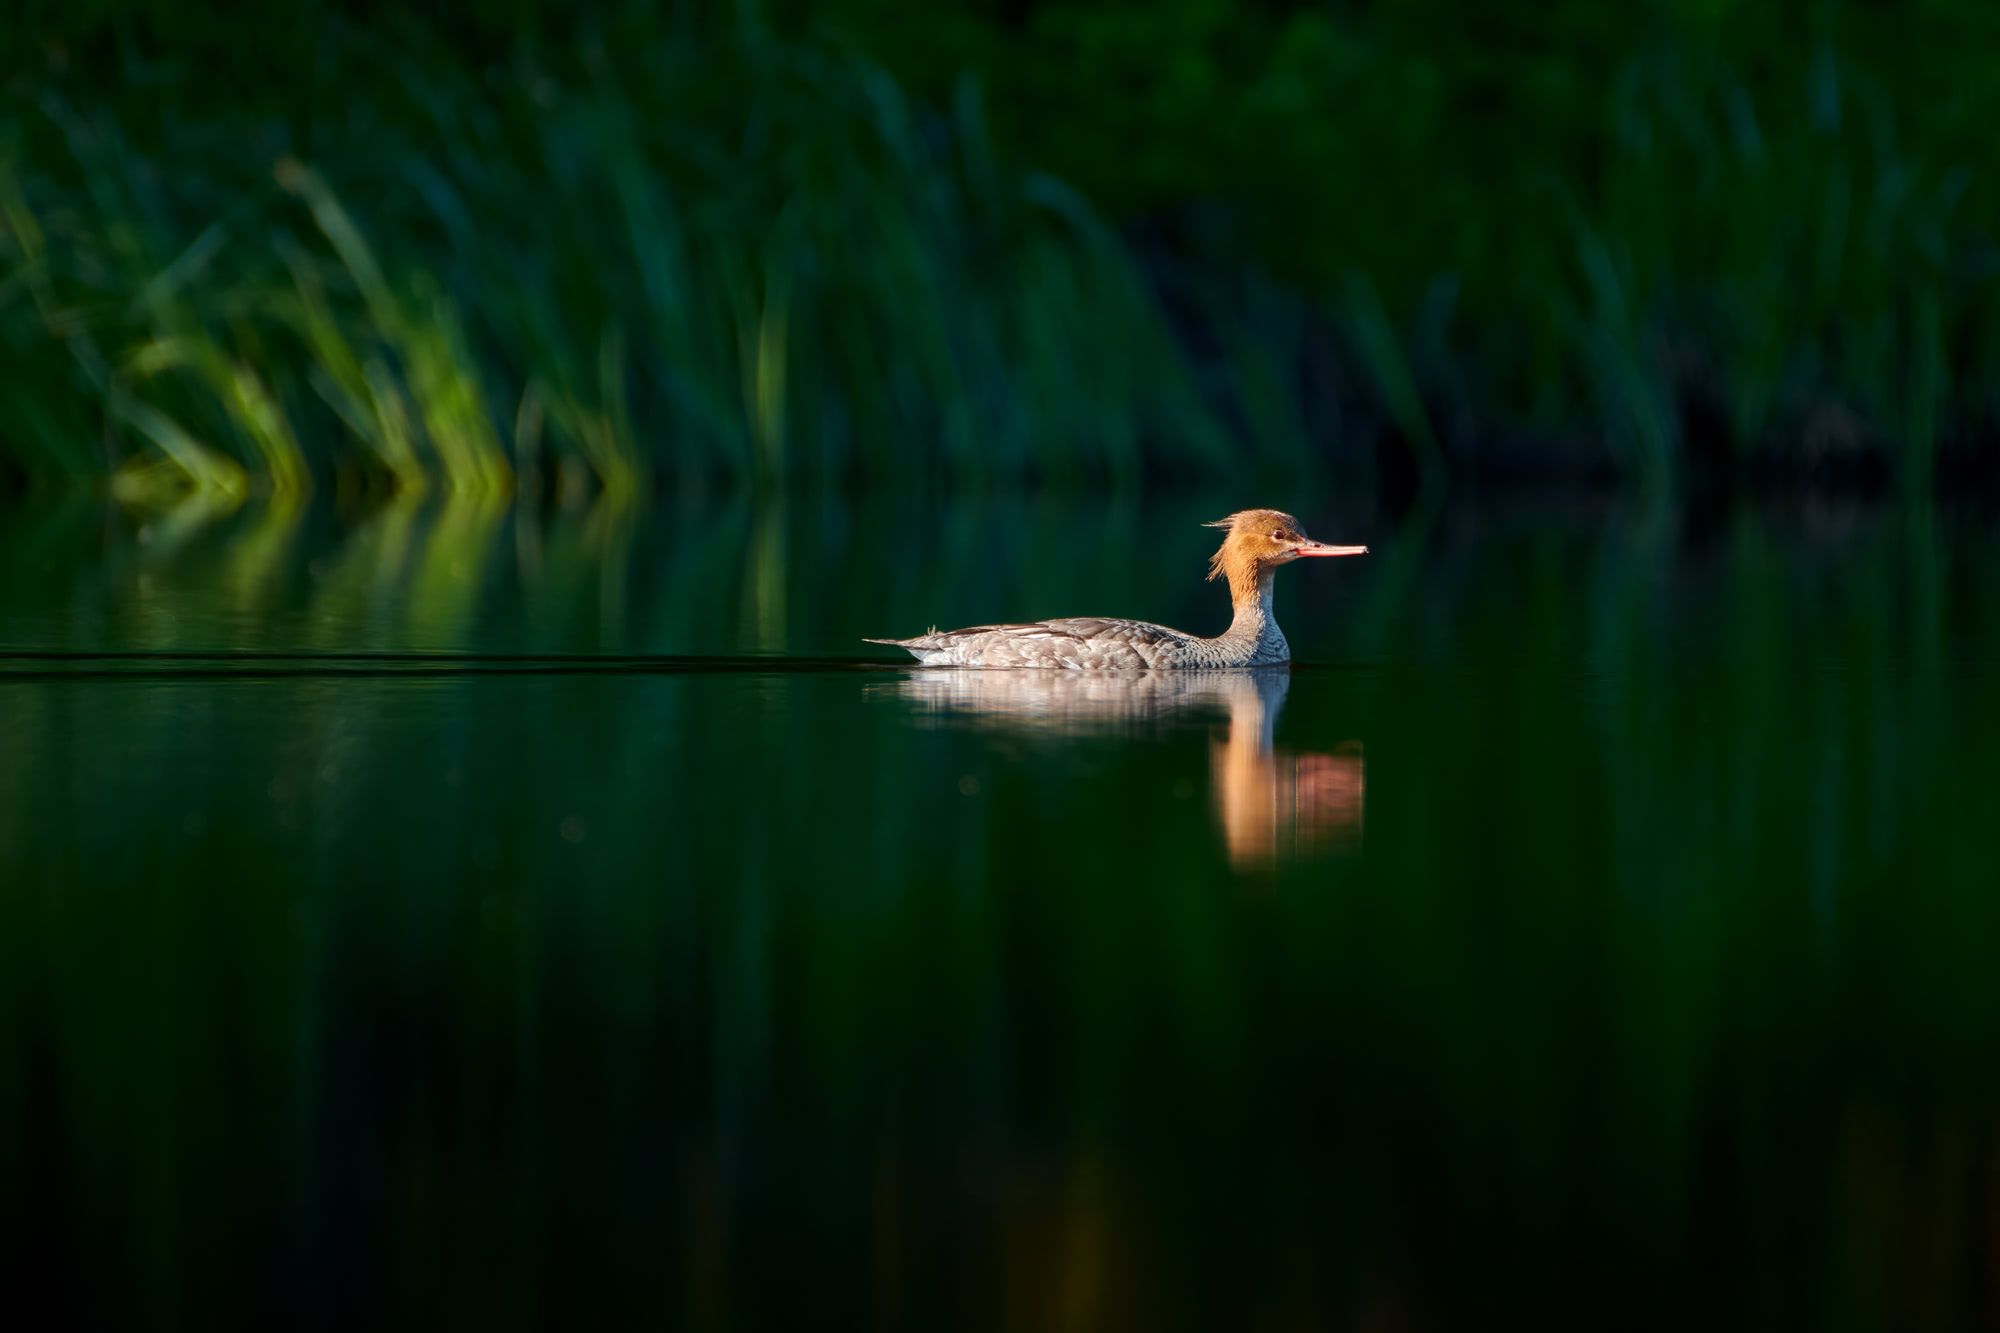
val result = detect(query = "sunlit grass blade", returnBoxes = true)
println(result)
[109,397,247,499]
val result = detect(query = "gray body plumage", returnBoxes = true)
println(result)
[865,577,1291,669]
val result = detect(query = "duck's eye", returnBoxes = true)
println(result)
[1271,529,1288,540]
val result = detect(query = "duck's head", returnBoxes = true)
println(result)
[1204,509,1367,591]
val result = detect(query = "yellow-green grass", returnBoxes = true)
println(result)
[4,16,1997,499]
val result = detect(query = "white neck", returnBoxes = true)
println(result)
[1202,566,1289,665]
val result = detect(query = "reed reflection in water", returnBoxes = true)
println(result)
[886,668,1363,867]
[7,491,2000,1329]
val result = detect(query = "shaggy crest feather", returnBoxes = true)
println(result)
[1205,509,1301,583]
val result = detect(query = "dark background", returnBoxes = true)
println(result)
[7,0,2000,496]
[8,9,2000,1330]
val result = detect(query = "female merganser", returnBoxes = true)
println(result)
[865,508,1366,668]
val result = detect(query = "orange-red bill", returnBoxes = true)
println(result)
[1293,542,1368,557]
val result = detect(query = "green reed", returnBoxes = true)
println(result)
[3,9,1996,497]
[0,25,1235,498]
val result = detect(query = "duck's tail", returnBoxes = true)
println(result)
[863,627,940,656]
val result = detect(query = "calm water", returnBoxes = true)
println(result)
[4,490,1999,1330]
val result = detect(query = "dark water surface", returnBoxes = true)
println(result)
[4,491,1999,1330]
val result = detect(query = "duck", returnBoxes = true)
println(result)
[865,508,1366,668]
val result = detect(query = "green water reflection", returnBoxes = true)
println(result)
[2,492,1998,1329]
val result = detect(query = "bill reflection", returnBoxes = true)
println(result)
[888,669,1363,868]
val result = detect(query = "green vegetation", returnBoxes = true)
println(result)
[3,17,1234,497]
[5,2,1999,496]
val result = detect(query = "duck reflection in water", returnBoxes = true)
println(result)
[889,668,1364,867]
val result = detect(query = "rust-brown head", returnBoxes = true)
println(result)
[1204,508,1367,599]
